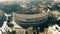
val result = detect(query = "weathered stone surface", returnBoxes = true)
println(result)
[26,27,33,34]
[50,11,60,20]
[15,29,26,34]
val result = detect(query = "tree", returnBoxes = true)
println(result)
[1,3,21,14]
